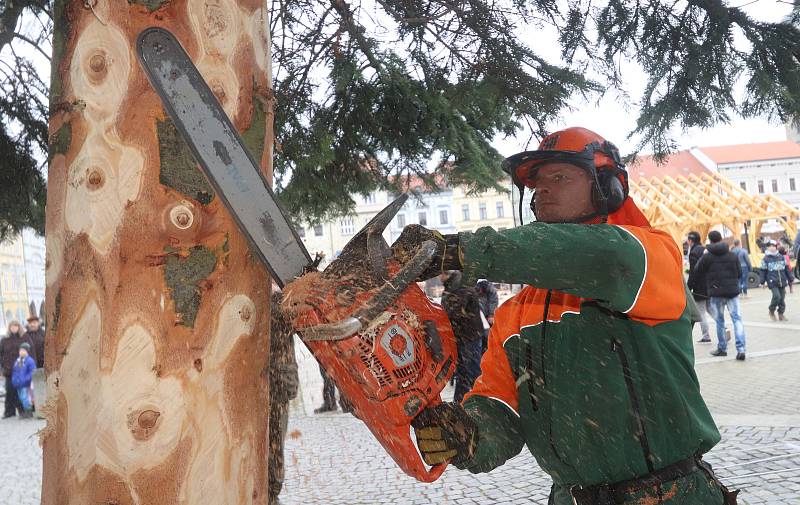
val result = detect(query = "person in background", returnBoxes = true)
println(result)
[687,231,713,343]
[475,279,498,353]
[693,231,746,360]
[269,292,299,505]
[731,239,752,297]
[11,342,36,418]
[441,271,484,403]
[0,321,35,418]
[763,241,791,321]
[778,246,794,294]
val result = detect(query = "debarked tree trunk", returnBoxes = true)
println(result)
[43,0,275,502]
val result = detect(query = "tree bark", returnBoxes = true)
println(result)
[43,0,274,503]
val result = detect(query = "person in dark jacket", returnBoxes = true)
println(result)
[268,292,299,505]
[761,240,791,321]
[11,342,36,418]
[441,271,484,403]
[24,316,45,369]
[0,320,35,418]
[730,239,752,296]
[778,246,794,294]
[475,279,498,353]
[693,231,746,360]
[686,231,713,342]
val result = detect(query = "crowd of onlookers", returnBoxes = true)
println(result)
[686,231,795,361]
[0,316,45,419]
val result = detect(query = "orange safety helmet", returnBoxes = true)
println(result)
[503,127,629,222]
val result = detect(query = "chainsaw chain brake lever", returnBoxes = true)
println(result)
[299,240,438,342]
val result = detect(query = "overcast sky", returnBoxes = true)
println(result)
[493,1,798,157]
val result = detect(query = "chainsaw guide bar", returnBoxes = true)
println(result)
[136,27,311,287]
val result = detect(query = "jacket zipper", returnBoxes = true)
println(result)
[525,290,552,412]
[612,338,656,475]
[539,290,569,466]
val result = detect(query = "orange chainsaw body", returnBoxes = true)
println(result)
[283,197,457,482]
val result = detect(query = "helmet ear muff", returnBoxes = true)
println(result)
[593,168,627,214]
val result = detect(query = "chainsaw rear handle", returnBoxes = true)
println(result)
[299,240,438,341]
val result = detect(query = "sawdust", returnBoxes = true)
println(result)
[362,311,393,334]
[280,270,328,315]
[36,395,60,446]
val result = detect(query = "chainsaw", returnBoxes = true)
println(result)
[137,27,457,482]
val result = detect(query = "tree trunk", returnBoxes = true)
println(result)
[43,0,274,503]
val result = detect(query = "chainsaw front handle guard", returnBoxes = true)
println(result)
[299,240,437,342]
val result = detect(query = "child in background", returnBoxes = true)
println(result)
[11,342,36,418]
[763,240,792,321]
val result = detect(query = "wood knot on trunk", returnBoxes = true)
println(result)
[169,203,195,230]
[193,358,203,372]
[211,81,227,104]
[87,168,105,190]
[128,409,161,441]
[239,305,252,321]
[87,51,108,83]
[204,4,228,37]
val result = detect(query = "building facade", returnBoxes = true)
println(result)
[294,179,520,266]
[696,142,800,211]
[452,181,516,232]
[0,230,45,330]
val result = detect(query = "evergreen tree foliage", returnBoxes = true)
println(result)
[1,0,799,228]
[0,0,50,238]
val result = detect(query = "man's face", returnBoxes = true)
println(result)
[29,321,39,331]
[530,163,595,223]
[768,244,777,253]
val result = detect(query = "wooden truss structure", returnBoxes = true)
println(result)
[629,172,799,252]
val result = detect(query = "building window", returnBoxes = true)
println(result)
[479,202,487,220]
[739,181,747,191]
[439,209,449,225]
[757,180,764,194]
[314,224,323,237]
[496,201,504,218]
[791,178,797,191]
[364,193,376,204]
[462,204,470,221]
[341,219,354,235]
[418,212,427,226]
[772,179,779,192]
[397,214,406,228]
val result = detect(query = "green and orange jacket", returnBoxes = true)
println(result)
[455,218,720,489]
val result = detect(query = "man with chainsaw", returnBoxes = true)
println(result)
[392,127,737,505]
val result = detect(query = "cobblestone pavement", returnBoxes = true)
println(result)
[282,415,800,505]
[0,415,46,504]
[2,290,799,504]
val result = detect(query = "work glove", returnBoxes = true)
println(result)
[412,402,477,466]
[391,224,462,281]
